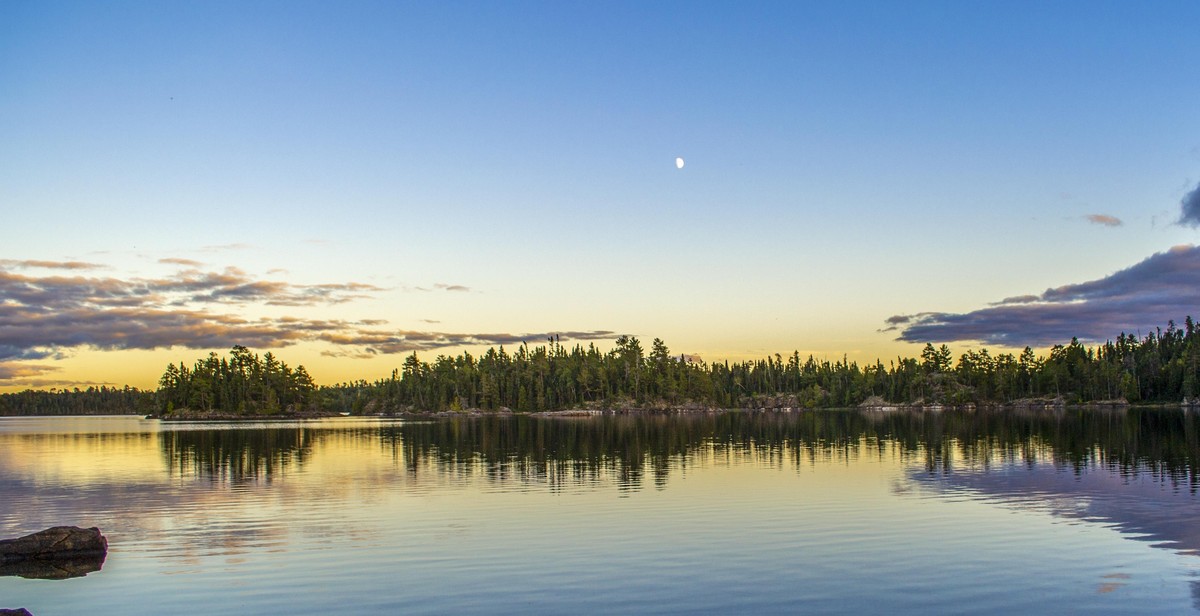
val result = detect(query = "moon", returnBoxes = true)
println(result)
[675,157,685,169]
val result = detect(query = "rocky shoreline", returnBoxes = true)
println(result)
[141,397,1200,422]
[852,395,1188,413]
[147,409,344,421]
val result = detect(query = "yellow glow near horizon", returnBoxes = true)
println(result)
[0,331,1054,394]
[0,421,165,483]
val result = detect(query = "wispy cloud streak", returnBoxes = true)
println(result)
[0,362,60,381]
[159,257,204,267]
[0,260,103,270]
[405,283,473,293]
[1085,214,1122,227]
[318,329,615,356]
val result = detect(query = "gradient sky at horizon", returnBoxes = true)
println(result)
[3,1,1200,391]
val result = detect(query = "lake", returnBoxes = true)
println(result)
[2,409,1199,614]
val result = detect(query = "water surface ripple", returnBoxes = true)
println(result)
[1,409,1198,614]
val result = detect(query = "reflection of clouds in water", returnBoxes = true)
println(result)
[6,411,1200,576]
[0,422,407,563]
[909,461,1200,611]
[908,463,1200,557]
[1097,572,1131,594]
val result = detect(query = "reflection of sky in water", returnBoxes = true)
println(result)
[1,413,1198,615]
[908,454,1200,611]
[909,460,1200,555]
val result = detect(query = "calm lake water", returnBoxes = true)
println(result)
[2,409,1199,614]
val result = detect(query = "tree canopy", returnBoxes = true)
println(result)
[156,345,316,415]
[3,318,1200,416]
[318,318,1200,414]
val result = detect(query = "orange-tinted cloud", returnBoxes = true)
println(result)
[1085,214,1122,227]
[159,257,204,267]
[0,259,103,270]
[0,362,60,380]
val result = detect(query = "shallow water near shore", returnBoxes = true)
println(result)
[2,409,1199,615]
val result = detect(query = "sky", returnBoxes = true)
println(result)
[3,1,1200,391]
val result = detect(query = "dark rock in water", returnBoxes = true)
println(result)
[0,526,107,562]
[0,527,107,579]
[0,554,106,580]
[0,609,34,616]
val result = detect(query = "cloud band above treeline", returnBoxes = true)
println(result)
[887,244,1200,347]
[0,262,613,383]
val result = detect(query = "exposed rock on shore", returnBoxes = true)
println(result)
[1005,396,1067,410]
[857,396,976,412]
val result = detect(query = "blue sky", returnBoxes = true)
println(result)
[2,1,1199,389]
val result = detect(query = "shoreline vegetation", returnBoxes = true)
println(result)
[4,318,1200,418]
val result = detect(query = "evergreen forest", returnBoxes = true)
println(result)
[0,385,154,416]
[316,320,1200,415]
[3,317,1200,416]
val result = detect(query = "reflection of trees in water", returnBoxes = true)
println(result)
[397,409,1200,491]
[394,412,932,492]
[922,408,1200,490]
[394,415,725,491]
[155,410,1200,491]
[11,431,156,451]
[159,425,405,483]
[160,428,319,483]
[905,409,1200,567]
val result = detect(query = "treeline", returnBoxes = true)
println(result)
[323,336,718,414]
[322,319,1200,413]
[156,345,316,415]
[3,318,1200,416]
[0,385,154,416]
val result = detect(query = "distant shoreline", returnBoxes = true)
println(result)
[132,400,1199,421]
[4,399,1196,421]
